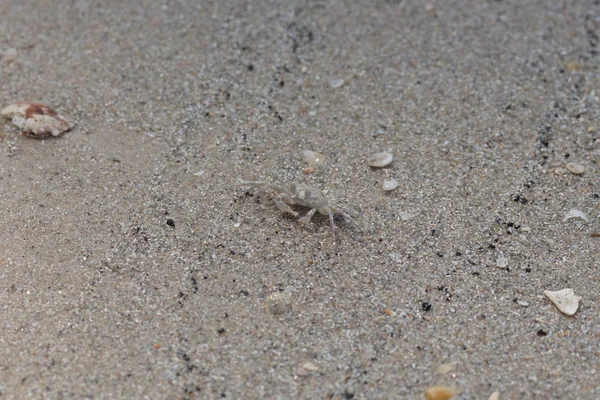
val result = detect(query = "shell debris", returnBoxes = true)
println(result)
[329,78,345,88]
[566,162,585,175]
[302,150,326,167]
[563,209,590,223]
[424,386,457,400]
[436,363,456,375]
[264,292,293,315]
[1,102,71,138]
[488,391,500,400]
[382,178,399,191]
[1,48,17,63]
[543,288,582,316]
[368,152,393,167]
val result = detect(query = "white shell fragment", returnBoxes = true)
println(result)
[329,78,345,88]
[496,255,508,268]
[566,162,585,175]
[1,102,71,138]
[382,178,399,191]
[301,150,326,166]
[368,152,393,167]
[264,292,292,315]
[398,212,415,221]
[563,209,590,223]
[543,288,582,316]
[1,48,17,63]
[488,391,500,400]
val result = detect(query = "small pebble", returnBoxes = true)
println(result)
[517,300,530,307]
[330,78,344,88]
[425,386,457,400]
[566,162,585,175]
[543,288,581,316]
[368,152,393,167]
[554,167,565,175]
[382,178,398,191]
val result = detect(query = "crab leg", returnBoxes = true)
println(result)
[326,209,336,239]
[273,194,299,217]
[298,208,317,224]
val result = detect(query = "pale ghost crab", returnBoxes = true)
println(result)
[239,180,361,240]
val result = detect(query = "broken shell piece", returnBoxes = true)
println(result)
[368,152,393,167]
[264,292,293,315]
[302,150,326,166]
[496,255,508,268]
[383,178,398,191]
[488,391,500,400]
[329,78,344,88]
[1,48,17,63]
[425,386,457,400]
[436,363,456,375]
[1,102,71,138]
[563,209,590,223]
[566,162,585,175]
[301,362,319,371]
[544,288,581,316]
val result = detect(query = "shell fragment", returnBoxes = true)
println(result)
[424,386,457,400]
[368,152,393,167]
[566,162,585,175]
[1,102,71,138]
[382,178,399,191]
[302,150,326,166]
[563,209,590,223]
[543,288,582,316]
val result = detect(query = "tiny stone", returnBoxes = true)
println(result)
[554,167,565,175]
[566,162,585,175]
[517,300,530,307]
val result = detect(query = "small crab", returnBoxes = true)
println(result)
[240,180,361,240]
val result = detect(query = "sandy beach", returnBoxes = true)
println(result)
[0,1,598,398]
